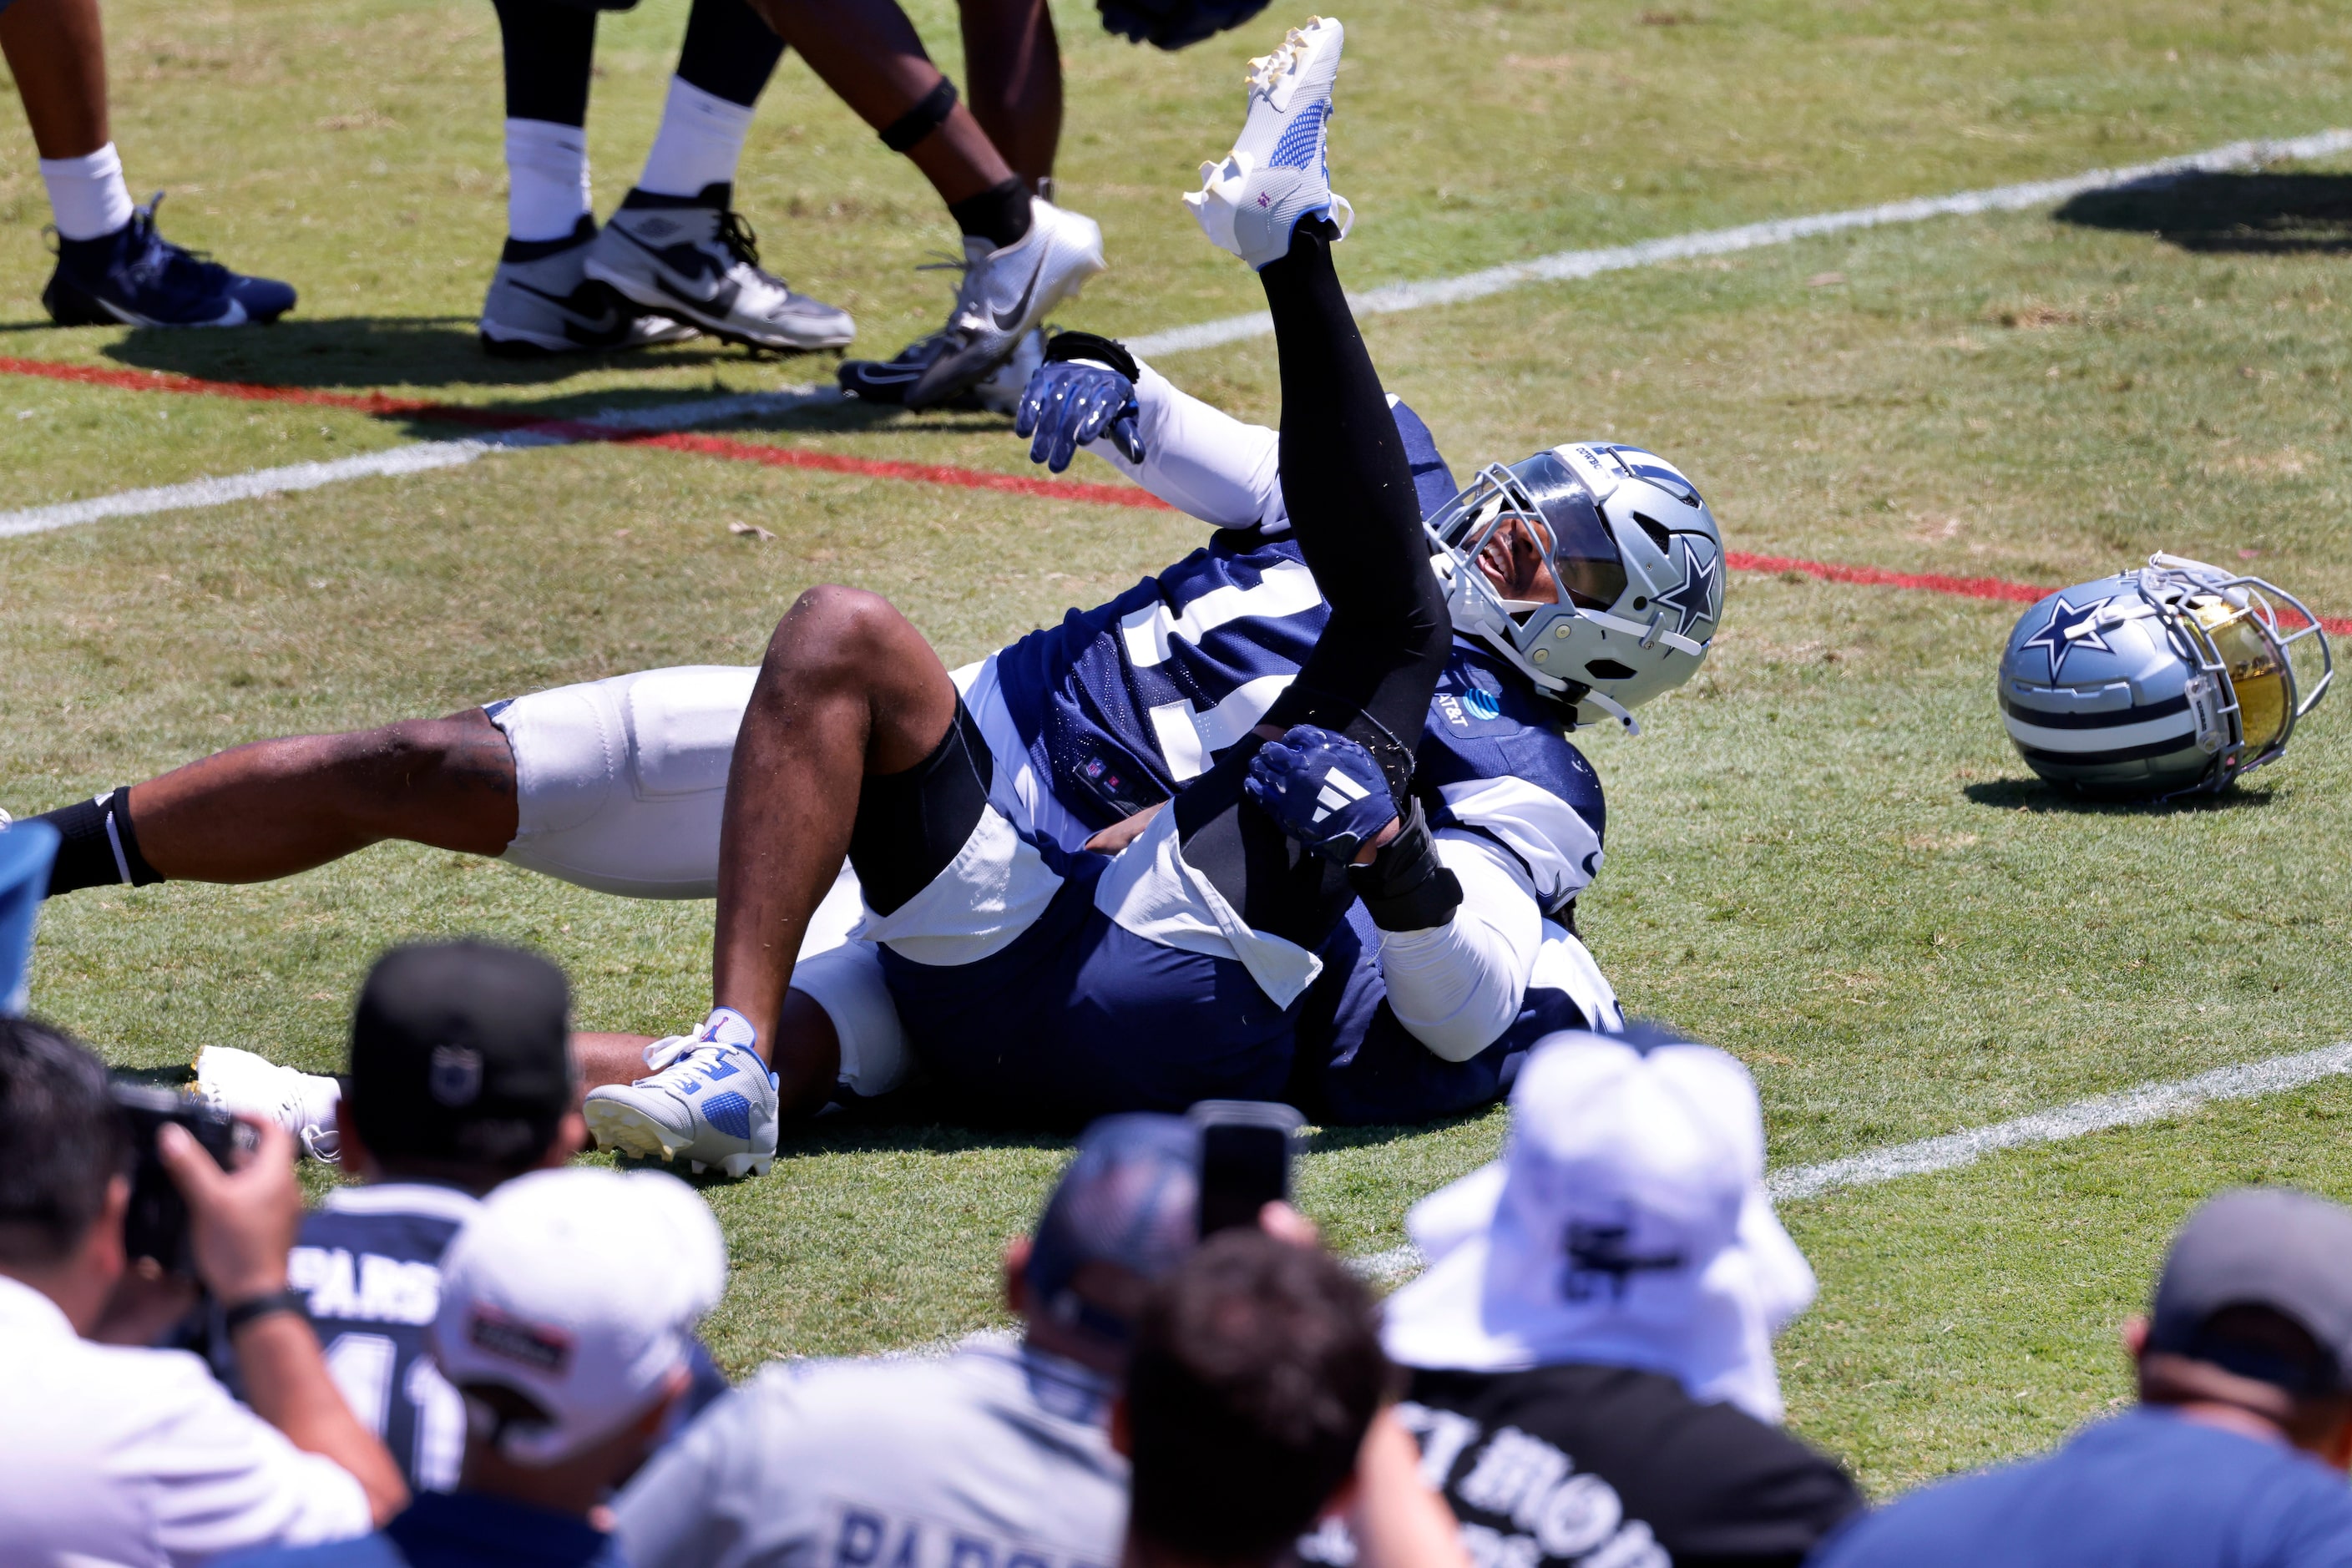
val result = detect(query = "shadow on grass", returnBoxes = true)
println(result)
[2055,173,2352,254]
[620,1090,1495,1187]
[80,317,1025,447]
[1961,777,2279,814]
[94,316,800,392]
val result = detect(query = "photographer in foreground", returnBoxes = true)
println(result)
[0,1017,406,1563]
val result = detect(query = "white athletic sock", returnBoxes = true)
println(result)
[39,144,136,242]
[635,77,756,199]
[504,118,591,243]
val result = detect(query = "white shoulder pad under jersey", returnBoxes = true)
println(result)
[615,1336,1126,1568]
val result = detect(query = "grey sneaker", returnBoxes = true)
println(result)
[903,199,1106,410]
[584,184,855,353]
[583,1007,780,1178]
[479,217,701,357]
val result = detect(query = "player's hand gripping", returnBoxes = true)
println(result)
[1244,725,1399,864]
[1014,360,1144,473]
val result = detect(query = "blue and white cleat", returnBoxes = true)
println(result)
[43,194,297,327]
[1183,15,1351,271]
[584,1006,780,1178]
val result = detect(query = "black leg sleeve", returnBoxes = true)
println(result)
[1252,226,1452,777]
[676,0,787,109]
[1168,227,1454,953]
[493,0,599,126]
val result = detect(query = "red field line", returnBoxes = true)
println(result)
[6,354,2347,631]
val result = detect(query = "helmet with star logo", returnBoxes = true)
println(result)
[1999,554,2333,797]
[1425,443,1723,732]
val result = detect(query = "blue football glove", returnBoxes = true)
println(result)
[1243,725,1399,863]
[1014,359,1144,473]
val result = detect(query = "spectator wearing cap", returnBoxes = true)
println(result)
[613,1110,1201,1568]
[0,1014,408,1564]
[1371,1027,1859,1568]
[221,1165,728,1568]
[1810,1186,2352,1567]
[1122,1227,1468,1568]
[206,940,726,1494]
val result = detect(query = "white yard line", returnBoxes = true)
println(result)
[0,383,841,540]
[13,127,2351,535]
[1128,126,2352,357]
[1348,1041,2352,1284]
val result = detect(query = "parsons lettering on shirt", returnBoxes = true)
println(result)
[287,1186,478,1494]
[827,1500,1111,1568]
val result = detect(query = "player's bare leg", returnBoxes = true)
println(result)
[26,712,518,897]
[748,0,1016,205]
[580,586,958,1172]
[0,0,109,159]
[711,585,956,1062]
[958,0,1061,190]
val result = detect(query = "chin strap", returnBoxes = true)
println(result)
[1576,686,1641,735]
[1348,799,1463,933]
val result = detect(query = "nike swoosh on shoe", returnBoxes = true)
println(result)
[506,281,622,332]
[991,250,1049,331]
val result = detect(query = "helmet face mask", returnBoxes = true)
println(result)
[2000,553,2334,798]
[1427,444,1725,731]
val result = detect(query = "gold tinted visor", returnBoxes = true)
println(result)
[2189,595,2290,755]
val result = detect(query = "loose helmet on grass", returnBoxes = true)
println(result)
[1999,553,2333,798]
[1427,443,1724,732]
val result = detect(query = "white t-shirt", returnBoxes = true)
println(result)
[614,1334,1126,1568]
[0,1273,372,1568]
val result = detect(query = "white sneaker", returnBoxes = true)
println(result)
[479,217,702,357]
[585,184,856,353]
[903,200,1106,410]
[1184,15,1352,270]
[190,1046,343,1162]
[583,1007,779,1178]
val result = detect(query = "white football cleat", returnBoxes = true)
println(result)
[583,1007,779,1179]
[1184,15,1352,270]
[585,184,857,353]
[903,199,1107,410]
[190,1046,343,1162]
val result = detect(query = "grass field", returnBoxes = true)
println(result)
[8,0,2352,1499]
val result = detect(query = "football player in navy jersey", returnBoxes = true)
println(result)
[14,18,1719,1167]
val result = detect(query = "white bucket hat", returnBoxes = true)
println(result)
[1381,1026,1815,1423]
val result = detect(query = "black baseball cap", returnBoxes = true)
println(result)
[347,940,574,1170]
[2147,1186,2352,1396]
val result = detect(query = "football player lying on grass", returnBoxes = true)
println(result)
[18,19,1722,1171]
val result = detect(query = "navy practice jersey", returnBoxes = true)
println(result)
[992,401,1606,914]
[206,1182,729,1495]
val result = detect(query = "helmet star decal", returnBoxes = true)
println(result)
[1652,540,1720,639]
[2021,593,2116,680]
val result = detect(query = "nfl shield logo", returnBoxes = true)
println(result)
[429,1044,483,1106]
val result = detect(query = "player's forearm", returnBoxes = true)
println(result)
[1375,835,1540,1062]
[233,1313,409,1524]
[1090,363,1283,528]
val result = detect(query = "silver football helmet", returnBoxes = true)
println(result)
[1998,553,2333,797]
[1427,443,1724,731]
